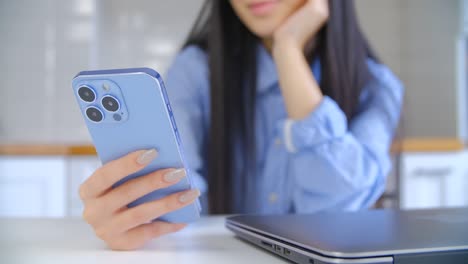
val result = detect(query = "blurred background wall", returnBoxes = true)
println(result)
[0,0,467,217]
[0,0,205,143]
[357,0,466,139]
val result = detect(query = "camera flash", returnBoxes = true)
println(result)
[102,83,110,91]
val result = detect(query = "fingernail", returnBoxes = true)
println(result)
[179,189,200,203]
[163,169,186,183]
[137,149,158,165]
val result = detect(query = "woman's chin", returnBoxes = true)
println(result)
[247,24,278,39]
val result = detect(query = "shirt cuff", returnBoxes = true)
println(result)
[278,96,348,153]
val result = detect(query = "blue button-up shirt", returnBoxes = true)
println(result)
[165,44,403,214]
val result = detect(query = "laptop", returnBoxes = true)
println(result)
[226,207,468,264]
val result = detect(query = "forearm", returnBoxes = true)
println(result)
[290,133,390,212]
[272,39,323,120]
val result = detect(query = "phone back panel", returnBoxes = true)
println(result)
[72,68,200,223]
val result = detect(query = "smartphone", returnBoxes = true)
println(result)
[72,68,200,223]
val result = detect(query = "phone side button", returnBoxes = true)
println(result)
[170,115,177,131]
[167,103,172,113]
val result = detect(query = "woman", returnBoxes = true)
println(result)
[79,0,403,250]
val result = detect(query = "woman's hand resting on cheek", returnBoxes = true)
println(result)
[273,0,329,51]
[79,149,200,250]
[270,0,329,120]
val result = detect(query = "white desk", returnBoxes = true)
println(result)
[0,217,285,264]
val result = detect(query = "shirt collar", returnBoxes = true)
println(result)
[256,43,321,94]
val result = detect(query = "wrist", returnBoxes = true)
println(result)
[272,36,303,60]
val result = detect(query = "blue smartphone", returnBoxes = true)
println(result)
[72,67,200,223]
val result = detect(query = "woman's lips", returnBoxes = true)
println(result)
[248,0,278,16]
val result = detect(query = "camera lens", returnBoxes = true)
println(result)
[86,106,104,122]
[101,95,120,112]
[78,86,96,102]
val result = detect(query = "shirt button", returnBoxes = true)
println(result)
[274,138,282,146]
[269,193,278,204]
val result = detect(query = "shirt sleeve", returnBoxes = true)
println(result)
[277,59,404,212]
[164,46,209,196]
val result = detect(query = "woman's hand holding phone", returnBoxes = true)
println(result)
[79,149,200,250]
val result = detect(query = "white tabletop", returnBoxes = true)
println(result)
[0,216,285,264]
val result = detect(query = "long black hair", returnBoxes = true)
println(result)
[183,0,378,214]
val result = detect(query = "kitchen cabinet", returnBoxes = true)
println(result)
[0,155,99,217]
[0,156,66,217]
[462,150,468,204]
[400,151,468,209]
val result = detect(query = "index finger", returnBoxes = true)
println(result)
[79,149,158,200]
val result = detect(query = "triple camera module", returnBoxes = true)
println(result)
[78,85,122,123]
